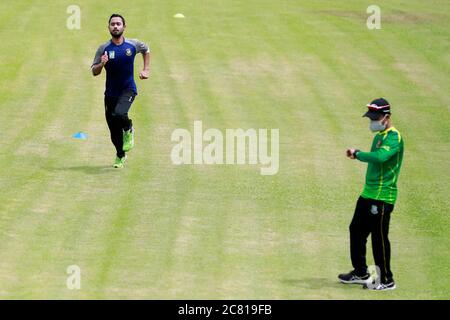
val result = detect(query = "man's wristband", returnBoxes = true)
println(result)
[354,149,361,158]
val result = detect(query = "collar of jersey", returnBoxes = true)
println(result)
[378,126,394,136]
[110,38,126,46]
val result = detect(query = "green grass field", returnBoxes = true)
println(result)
[0,0,449,299]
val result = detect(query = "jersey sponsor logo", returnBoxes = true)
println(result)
[108,51,115,59]
[126,48,132,56]
[371,205,379,215]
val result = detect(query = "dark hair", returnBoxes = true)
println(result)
[109,14,125,26]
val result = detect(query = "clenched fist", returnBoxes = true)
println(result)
[346,149,359,159]
[139,69,150,79]
[101,51,109,66]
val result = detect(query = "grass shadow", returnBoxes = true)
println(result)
[48,165,115,175]
[281,278,346,290]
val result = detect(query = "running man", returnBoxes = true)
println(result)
[91,14,150,168]
[339,98,404,291]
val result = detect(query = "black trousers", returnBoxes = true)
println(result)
[104,89,136,158]
[350,196,394,283]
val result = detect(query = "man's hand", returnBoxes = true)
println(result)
[139,69,150,79]
[101,51,109,66]
[346,148,357,159]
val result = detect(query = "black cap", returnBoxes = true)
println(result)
[363,98,391,120]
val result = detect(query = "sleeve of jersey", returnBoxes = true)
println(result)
[91,45,105,68]
[356,133,400,164]
[133,39,150,54]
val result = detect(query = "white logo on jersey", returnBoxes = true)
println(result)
[108,51,115,59]
[371,205,378,215]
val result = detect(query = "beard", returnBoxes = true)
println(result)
[110,29,124,38]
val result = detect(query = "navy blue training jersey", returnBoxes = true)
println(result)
[92,38,150,97]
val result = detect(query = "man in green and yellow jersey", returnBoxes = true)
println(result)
[339,98,404,291]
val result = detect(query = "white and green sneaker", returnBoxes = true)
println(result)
[123,128,134,152]
[363,281,396,291]
[113,155,127,168]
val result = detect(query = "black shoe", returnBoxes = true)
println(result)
[338,270,370,284]
[363,281,396,291]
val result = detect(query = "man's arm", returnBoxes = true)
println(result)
[127,39,151,79]
[139,52,150,79]
[92,62,103,76]
[355,145,399,163]
[91,51,109,76]
[91,43,109,76]
[355,133,401,163]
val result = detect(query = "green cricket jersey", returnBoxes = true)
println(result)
[356,127,404,204]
